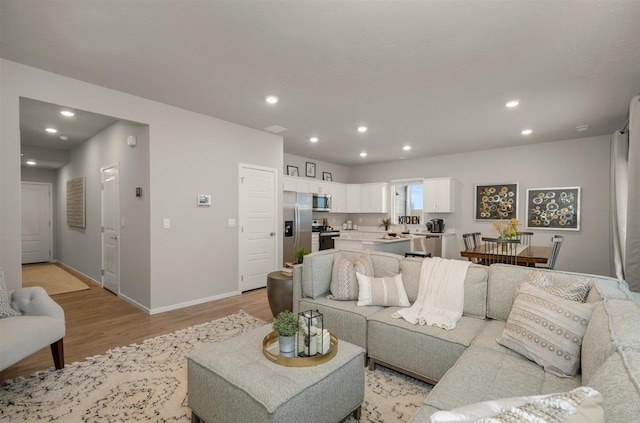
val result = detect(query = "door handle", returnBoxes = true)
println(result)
[270,232,275,236]
[111,235,118,240]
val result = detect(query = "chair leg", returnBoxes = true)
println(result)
[50,338,64,369]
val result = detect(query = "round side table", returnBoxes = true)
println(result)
[267,271,293,317]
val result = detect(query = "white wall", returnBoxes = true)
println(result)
[284,153,350,183]
[56,121,151,308]
[1,59,284,313]
[349,136,612,277]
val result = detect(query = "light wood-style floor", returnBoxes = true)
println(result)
[0,274,273,382]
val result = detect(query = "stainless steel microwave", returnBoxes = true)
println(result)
[312,194,331,212]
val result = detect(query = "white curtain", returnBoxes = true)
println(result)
[610,130,628,281]
[625,96,640,292]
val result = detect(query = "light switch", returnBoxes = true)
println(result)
[163,218,170,229]
[228,218,236,228]
[121,218,125,228]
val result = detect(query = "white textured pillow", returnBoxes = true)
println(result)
[329,253,374,301]
[0,268,20,318]
[355,272,410,307]
[429,387,603,423]
[498,283,595,377]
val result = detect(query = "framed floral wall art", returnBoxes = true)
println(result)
[474,183,518,220]
[526,187,580,230]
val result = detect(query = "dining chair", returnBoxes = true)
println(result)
[482,237,521,265]
[472,232,482,248]
[537,235,564,270]
[516,232,534,245]
[462,233,481,263]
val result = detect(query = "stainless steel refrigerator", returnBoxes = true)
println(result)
[283,191,312,265]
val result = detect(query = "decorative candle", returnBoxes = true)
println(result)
[322,329,331,354]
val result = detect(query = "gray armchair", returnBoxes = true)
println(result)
[0,286,66,372]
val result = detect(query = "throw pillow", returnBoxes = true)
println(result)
[328,253,374,301]
[429,387,603,423]
[518,271,592,303]
[498,283,594,377]
[0,268,20,318]
[473,387,604,423]
[355,272,410,307]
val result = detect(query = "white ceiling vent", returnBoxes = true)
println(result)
[264,125,288,134]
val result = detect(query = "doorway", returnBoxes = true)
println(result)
[101,164,120,294]
[20,182,52,264]
[238,164,278,292]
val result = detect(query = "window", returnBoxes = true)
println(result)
[391,180,423,225]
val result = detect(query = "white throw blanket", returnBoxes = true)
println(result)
[392,257,471,330]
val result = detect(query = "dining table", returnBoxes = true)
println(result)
[460,244,553,267]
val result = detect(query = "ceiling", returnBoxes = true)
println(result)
[2,1,640,166]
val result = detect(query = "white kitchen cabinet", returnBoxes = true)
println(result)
[359,183,389,213]
[309,180,331,195]
[423,178,454,213]
[311,233,320,253]
[283,175,310,193]
[330,183,347,213]
[346,184,361,213]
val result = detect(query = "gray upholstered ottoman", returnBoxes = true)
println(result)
[187,325,365,423]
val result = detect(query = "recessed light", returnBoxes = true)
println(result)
[506,100,520,108]
[403,145,411,151]
[60,110,75,117]
[59,135,68,140]
[360,152,367,157]
[265,96,279,104]
[45,128,58,133]
[521,129,533,135]
[576,125,589,132]
[357,126,368,133]
[309,137,318,143]
[26,160,36,166]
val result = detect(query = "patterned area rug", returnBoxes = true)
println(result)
[1,311,431,422]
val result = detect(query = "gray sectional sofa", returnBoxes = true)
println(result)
[292,249,640,422]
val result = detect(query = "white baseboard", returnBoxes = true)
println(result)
[54,261,102,286]
[118,293,151,314]
[149,291,242,315]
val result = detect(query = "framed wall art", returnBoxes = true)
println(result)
[66,177,86,228]
[526,187,581,231]
[286,165,299,176]
[322,172,332,181]
[197,194,212,206]
[474,183,518,220]
[305,162,316,178]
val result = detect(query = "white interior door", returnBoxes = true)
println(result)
[239,165,277,292]
[101,165,120,294]
[21,183,52,264]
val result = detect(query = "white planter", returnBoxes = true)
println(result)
[279,335,296,357]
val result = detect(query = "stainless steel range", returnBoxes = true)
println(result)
[312,219,340,250]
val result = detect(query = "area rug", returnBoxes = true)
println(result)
[0,311,431,422]
[22,263,90,296]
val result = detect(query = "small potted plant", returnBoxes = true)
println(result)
[272,310,299,356]
[380,217,392,232]
[293,247,310,264]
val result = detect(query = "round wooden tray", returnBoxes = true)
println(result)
[262,331,338,367]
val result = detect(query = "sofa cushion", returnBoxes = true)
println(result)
[356,272,410,307]
[423,347,581,413]
[329,252,373,301]
[587,349,640,423]
[582,299,640,384]
[401,260,488,319]
[368,310,487,382]
[470,320,522,359]
[497,283,594,377]
[299,296,384,350]
[302,250,335,299]
[487,265,620,321]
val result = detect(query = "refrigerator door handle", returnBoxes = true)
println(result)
[294,204,300,250]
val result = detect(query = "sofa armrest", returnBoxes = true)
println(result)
[292,264,303,315]
[10,287,65,320]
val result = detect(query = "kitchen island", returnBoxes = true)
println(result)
[333,234,412,255]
